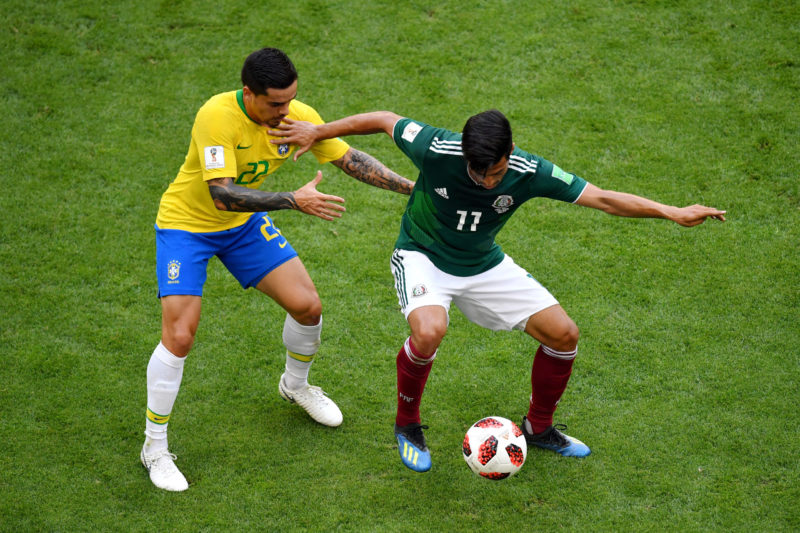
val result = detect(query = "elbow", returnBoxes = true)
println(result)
[210,193,232,211]
[600,204,619,216]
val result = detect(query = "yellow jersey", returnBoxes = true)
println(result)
[156,90,350,232]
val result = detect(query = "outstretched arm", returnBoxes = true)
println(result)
[330,148,414,195]
[269,111,412,195]
[269,111,403,160]
[207,172,346,221]
[575,183,726,227]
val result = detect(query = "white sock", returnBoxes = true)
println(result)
[282,315,322,390]
[284,356,311,390]
[144,342,185,449]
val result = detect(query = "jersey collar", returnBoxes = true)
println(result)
[236,89,258,124]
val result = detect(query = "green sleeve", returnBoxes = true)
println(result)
[393,118,436,170]
[532,157,589,203]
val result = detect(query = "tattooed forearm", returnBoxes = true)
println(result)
[332,148,414,195]
[208,178,298,212]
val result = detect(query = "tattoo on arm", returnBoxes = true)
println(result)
[332,148,414,195]
[208,178,298,212]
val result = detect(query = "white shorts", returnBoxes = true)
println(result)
[390,249,559,331]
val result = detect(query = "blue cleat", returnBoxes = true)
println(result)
[394,423,432,472]
[521,419,591,458]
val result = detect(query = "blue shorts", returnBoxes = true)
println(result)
[155,213,298,297]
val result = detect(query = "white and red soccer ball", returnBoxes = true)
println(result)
[462,416,527,480]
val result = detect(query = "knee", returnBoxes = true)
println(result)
[411,321,447,356]
[549,320,580,353]
[162,328,195,357]
[288,296,322,326]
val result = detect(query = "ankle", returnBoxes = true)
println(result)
[144,435,168,454]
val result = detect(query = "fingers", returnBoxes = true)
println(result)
[268,119,314,161]
[267,125,292,137]
[307,172,345,203]
[296,171,346,220]
[703,207,726,223]
[268,117,306,137]
[308,204,345,221]
[686,205,727,223]
[673,205,727,227]
[267,118,296,134]
[307,197,346,221]
[293,146,310,162]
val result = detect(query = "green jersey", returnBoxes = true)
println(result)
[392,117,588,276]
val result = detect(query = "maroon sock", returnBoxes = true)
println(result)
[526,345,577,434]
[395,337,436,427]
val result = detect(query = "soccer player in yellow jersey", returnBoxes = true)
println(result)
[141,47,414,491]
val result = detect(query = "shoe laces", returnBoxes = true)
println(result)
[305,385,333,405]
[533,423,570,448]
[546,424,570,447]
[147,450,180,473]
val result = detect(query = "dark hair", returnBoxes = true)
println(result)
[461,109,513,172]
[241,47,298,95]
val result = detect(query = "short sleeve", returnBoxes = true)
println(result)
[193,104,239,181]
[392,118,437,170]
[530,157,588,203]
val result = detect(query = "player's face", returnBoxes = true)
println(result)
[243,80,298,127]
[467,156,510,189]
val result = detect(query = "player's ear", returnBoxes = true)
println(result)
[509,142,515,156]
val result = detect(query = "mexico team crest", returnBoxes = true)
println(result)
[492,195,514,214]
[411,284,428,297]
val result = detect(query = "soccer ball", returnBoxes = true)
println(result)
[462,416,527,480]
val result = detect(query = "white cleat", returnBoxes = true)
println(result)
[279,373,343,427]
[141,446,189,492]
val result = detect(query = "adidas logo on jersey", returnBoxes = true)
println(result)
[434,187,449,199]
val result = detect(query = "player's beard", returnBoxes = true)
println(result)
[266,116,286,128]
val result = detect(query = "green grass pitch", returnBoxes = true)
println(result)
[1,0,798,530]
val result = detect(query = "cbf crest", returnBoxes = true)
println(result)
[278,143,290,156]
[492,195,514,214]
[167,260,181,284]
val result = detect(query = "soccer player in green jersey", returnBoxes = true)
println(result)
[271,109,725,472]
[141,48,414,491]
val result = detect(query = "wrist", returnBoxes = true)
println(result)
[663,205,682,221]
